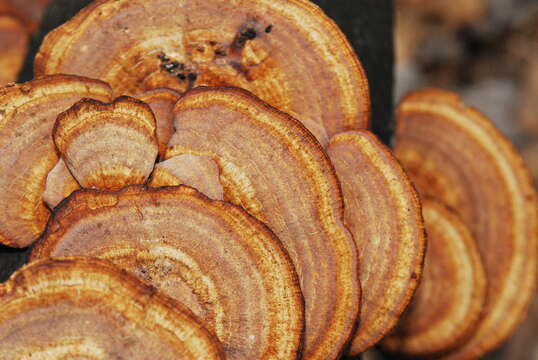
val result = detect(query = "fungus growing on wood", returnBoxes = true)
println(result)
[32,185,304,360]
[393,89,538,359]
[42,158,80,209]
[134,88,181,158]
[149,154,224,200]
[326,130,426,355]
[0,10,27,84]
[0,257,224,359]
[53,96,159,191]
[165,87,360,360]
[382,199,487,357]
[0,75,112,248]
[34,0,370,139]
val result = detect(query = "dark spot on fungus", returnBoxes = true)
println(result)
[177,73,187,80]
[410,272,418,280]
[265,25,273,33]
[188,73,197,82]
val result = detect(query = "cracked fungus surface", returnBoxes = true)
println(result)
[0,257,224,360]
[34,0,370,139]
[32,185,304,360]
[0,75,112,248]
[165,87,360,360]
[394,89,538,360]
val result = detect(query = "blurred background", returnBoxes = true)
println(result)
[0,0,536,358]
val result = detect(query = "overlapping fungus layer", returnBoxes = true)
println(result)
[327,130,426,355]
[34,0,370,140]
[0,257,224,359]
[394,89,538,360]
[383,199,487,358]
[32,185,304,360]
[165,87,360,360]
[53,96,159,190]
[0,8,27,85]
[0,75,112,248]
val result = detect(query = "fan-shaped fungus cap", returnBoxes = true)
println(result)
[34,0,370,139]
[0,256,224,359]
[43,158,80,209]
[382,199,487,357]
[149,154,224,200]
[53,96,159,191]
[393,89,538,359]
[134,88,181,158]
[0,9,27,85]
[0,75,112,248]
[326,130,426,355]
[32,185,304,360]
[165,87,360,360]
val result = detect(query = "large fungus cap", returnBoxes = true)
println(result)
[53,96,159,191]
[34,0,370,139]
[382,199,487,357]
[32,185,304,360]
[394,89,538,359]
[326,130,426,355]
[0,75,112,248]
[165,87,360,360]
[0,256,224,359]
[0,9,28,84]
[134,88,181,158]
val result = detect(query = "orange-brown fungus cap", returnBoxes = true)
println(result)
[34,0,370,139]
[327,130,426,355]
[43,158,80,209]
[382,199,487,357]
[53,96,159,191]
[0,75,112,248]
[149,154,224,200]
[32,185,304,360]
[134,88,181,158]
[0,11,28,84]
[165,87,360,360]
[0,256,224,359]
[394,89,538,359]
[5,0,51,31]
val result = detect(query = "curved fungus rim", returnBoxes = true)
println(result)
[0,256,225,359]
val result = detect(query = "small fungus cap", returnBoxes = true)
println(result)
[0,256,225,359]
[0,74,112,248]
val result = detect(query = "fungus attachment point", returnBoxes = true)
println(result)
[35,0,370,140]
[53,96,159,191]
[0,257,224,359]
[0,75,112,248]
[134,88,181,158]
[327,130,426,355]
[149,154,224,200]
[165,87,360,360]
[382,199,487,357]
[43,158,80,209]
[394,89,538,359]
[32,186,304,360]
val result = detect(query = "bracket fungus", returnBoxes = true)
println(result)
[32,185,304,360]
[165,87,360,360]
[0,75,112,248]
[53,96,159,191]
[0,9,27,85]
[34,0,370,139]
[149,154,224,200]
[382,199,487,358]
[393,89,538,359]
[0,257,224,359]
[326,130,426,355]
[134,88,181,158]
[43,158,80,209]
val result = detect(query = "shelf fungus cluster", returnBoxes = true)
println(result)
[0,0,535,359]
